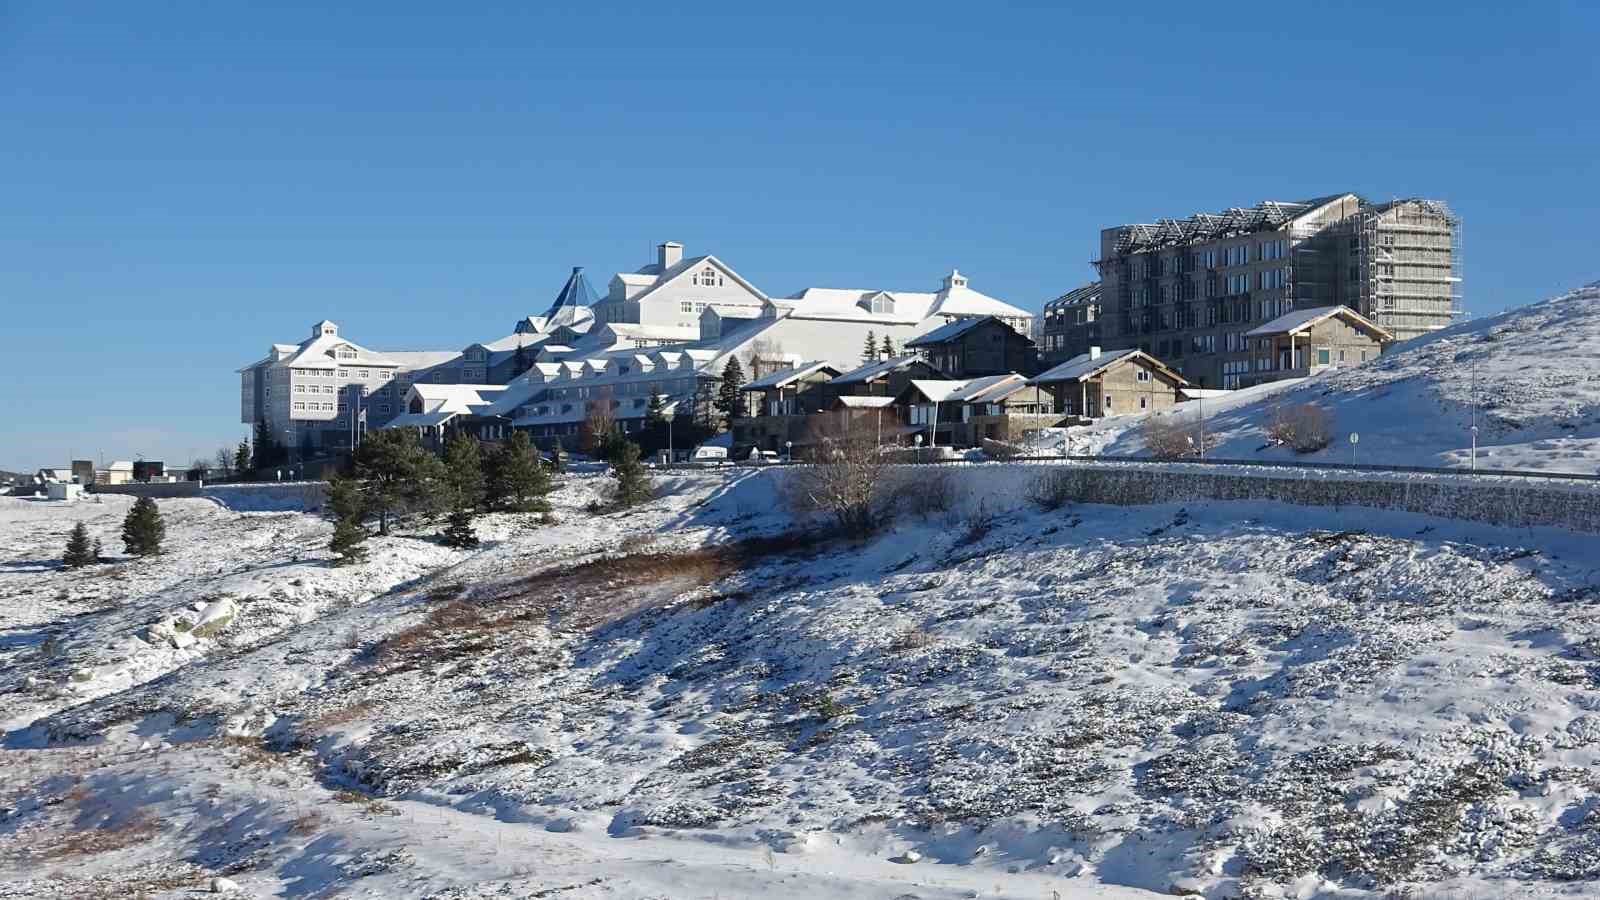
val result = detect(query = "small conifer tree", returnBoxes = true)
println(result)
[63,522,96,568]
[608,440,653,509]
[715,357,746,424]
[486,431,552,512]
[121,497,165,557]
[234,440,252,473]
[326,474,369,565]
[442,433,486,512]
[440,509,479,548]
[328,516,369,566]
[863,331,878,364]
[92,538,103,562]
[881,335,895,358]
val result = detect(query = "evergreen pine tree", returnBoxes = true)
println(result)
[327,473,366,522]
[881,335,896,358]
[486,431,552,512]
[442,433,486,512]
[645,392,667,428]
[440,509,479,548]
[92,538,103,562]
[863,331,878,364]
[328,516,369,566]
[352,428,447,533]
[121,497,165,557]
[325,474,369,565]
[63,522,95,568]
[513,340,530,375]
[233,440,252,474]
[608,440,653,509]
[714,357,746,424]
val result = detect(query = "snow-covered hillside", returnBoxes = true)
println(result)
[1070,282,1600,474]
[5,466,1600,898]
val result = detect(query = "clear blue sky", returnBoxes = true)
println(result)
[2,2,1596,470]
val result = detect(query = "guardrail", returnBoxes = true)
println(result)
[651,453,1600,485]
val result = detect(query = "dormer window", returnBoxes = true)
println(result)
[864,293,895,315]
[691,267,723,287]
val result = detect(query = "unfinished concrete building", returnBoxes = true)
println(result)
[1092,193,1460,388]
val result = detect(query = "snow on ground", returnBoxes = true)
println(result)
[1038,281,1600,474]
[5,464,1600,898]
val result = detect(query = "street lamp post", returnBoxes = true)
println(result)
[784,440,793,463]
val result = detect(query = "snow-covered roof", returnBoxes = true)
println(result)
[783,272,1031,329]
[904,315,997,347]
[383,350,463,370]
[835,395,897,409]
[598,323,702,342]
[1028,347,1180,385]
[830,355,926,386]
[742,361,840,391]
[107,461,134,471]
[620,254,770,308]
[1245,305,1393,341]
[384,411,458,428]
[408,383,507,415]
[909,379,976,402]
[944,373,1028,403]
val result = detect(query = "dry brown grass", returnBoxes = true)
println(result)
[36,810,159,860]
[362,532,815,673]
[298,700,375,734]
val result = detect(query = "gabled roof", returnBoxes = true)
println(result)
[904,315,1001,347]
[1245,305,1394,341]
[944,373,1027,403]
[829,355,933,386]
[626,254,769,307]
[1028,348,1189,386]
[906,379,972,403]
[742,361,841,391]
[407,383,509,415]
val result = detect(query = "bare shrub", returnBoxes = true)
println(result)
[981,437,1022,460]
[1142,415,1197,460]
[1268,403,1333,454]
[960,502,996,543]
[889,627,937,652]
[1027,468,1076,511]
[782,413,889,535]
[894,467,959,517]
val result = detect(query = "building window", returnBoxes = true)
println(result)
[1318,348,1331,365]
[358,369,370,379]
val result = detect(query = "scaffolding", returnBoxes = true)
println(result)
[1349,198,1461,341]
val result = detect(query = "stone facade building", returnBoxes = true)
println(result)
[1092,193,1458,388]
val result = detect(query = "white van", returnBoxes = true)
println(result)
[691,445,728,462]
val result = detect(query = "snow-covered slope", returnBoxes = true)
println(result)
[1070,282,1600,474]
[5,468,1600,898]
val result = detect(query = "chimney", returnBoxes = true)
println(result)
[1089,346,1102,360]
[657,241,683,271]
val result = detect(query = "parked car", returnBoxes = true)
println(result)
[690,445,728,461]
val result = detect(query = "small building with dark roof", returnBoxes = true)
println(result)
[904,315,1037,378]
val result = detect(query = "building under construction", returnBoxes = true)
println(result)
[1092,193,1461,388]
